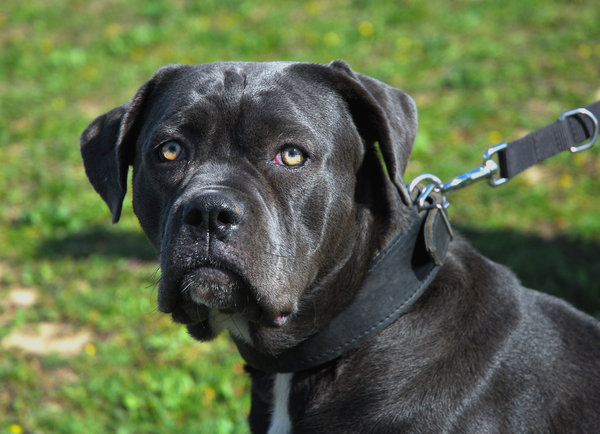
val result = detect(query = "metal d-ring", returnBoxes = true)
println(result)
[560,107,599,153]
[408,173,447,211]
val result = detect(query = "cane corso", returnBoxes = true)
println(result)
[80,61,600,432]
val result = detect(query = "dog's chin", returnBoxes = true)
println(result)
[169,266,295,345]
[167,267,250,321]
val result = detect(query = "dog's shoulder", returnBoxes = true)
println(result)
[313,236,600,431]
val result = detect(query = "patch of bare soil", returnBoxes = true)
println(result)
[2,322,93,357]
[1,287,94,357]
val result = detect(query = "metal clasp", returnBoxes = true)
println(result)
[407,173,454,242]
[408,173,448,211]
[560,108,599,153]
[408,142,509,220]
[440,142,508,193]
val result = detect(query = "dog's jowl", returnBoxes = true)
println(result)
[81,61,600,432]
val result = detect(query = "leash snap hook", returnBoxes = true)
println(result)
[482,142,509,187]
[438,142,508,193]
[559,108,599,153]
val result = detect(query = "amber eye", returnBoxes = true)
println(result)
[159,141,184,161]
[275,147,306,167]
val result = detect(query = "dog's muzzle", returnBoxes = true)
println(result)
[157,188,293,333]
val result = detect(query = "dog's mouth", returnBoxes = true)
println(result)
[183,266,248,310]
[161,262,293,333]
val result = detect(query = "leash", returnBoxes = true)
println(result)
[408,102,599,227]
[234,102,599,374]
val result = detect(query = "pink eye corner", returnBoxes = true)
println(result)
[273,153,284,166]
[273,146,306,167]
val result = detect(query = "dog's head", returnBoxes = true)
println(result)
[80,61,417,354]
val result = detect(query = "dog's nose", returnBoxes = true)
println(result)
[183,190,245,240]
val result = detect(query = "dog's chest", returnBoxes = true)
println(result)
[267,373,293,434]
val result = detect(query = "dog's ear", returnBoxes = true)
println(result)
[80,101,135,223]
[80,66,179,223]
[295,60,418,204]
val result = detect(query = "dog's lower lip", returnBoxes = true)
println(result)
[194,264,238,279]
[185,265,243,306]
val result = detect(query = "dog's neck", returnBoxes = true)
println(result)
[233,206,451,373]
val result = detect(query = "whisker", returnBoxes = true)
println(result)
[180,280,194,295]
[146,266,162,289]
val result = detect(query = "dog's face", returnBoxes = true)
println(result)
[81,61,417,354]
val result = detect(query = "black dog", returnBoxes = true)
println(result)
[81,61,600,432]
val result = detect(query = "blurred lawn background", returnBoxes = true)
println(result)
[1,0,600,432]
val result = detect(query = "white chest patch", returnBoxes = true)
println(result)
[268,372,293,434]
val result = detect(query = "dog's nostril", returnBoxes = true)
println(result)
[216,207,242,226]
[183,207,203,226]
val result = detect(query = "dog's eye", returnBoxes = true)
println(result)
[274,147,306,167]
[159,141,185,162]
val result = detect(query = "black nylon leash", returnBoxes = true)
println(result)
[411,101,599,207]
[498,102,599,181]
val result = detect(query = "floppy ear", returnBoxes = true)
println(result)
[80,102,134,223]
[295,60,418,204]
[80,66,177,222]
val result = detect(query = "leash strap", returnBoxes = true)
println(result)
[233,206,451,373]
[497,101,600,181]
[410,101,600,208]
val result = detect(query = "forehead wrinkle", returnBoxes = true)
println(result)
[222,68,248,150]
[189,67,249,150]
[222,67,247,107]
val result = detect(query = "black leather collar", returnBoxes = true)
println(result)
[233,206,451,373]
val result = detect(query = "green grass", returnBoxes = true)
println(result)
[1,0,600,432]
